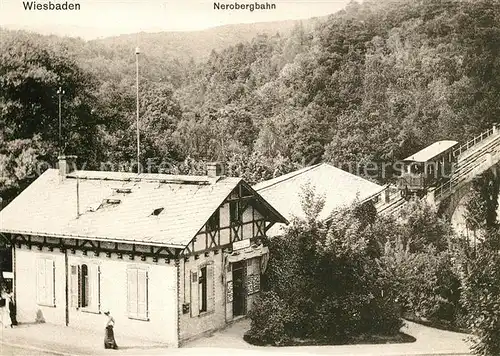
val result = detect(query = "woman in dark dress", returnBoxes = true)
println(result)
[104,311,118,349]
[8,292,17,326]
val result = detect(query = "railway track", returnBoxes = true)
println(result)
[375,125,500,217]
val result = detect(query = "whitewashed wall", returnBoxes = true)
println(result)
[67,251,178,346]
[15,246,178,346]
[178,252,226,343]
[15,247,66,325]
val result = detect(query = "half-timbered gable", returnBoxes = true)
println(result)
[184,182,280,256]
[178,181,283,342]
[0,158,287,346]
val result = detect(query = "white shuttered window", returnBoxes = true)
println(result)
[127,268,149,320]
[69,263,101,313]
[37,258,55,307]
[206,263,215,312]
[190,262,215,317]
[89,265,101,312]
[190,270,199,317]
[70,265,80,308]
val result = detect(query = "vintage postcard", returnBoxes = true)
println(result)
[1,0,499,355]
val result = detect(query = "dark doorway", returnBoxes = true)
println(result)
[0,247,12,291]
[232,261,246,317]
[199,266,207,313]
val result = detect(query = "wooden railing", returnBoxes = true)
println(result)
[376,124,500,216]
[453,126,495,158]
[434,127,500,201]
[373,186,404,216]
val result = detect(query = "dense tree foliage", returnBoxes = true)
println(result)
[460,170,500,356]
[248,181,498,351]
[366,201,464,328]
[459,228,500,356]
[464,170,500,234]
[0,32,106,202]
[247,189,402,345]
[1,1,500,352]
[2,0,500,201]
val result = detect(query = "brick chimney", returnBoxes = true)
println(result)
[207,162,225,178]
[58,155,78,179]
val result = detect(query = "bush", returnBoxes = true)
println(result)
[461,249,500,356]
[381,247,463,325]
[249,191,402,345]
[360,296,404,335]
[245,291,291,346]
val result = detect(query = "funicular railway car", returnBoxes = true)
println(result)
[397,140,459,199]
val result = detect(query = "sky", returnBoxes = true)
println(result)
[0,0,354,39]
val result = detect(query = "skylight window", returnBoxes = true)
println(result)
[87,198,121,212]
[151,207,164,216]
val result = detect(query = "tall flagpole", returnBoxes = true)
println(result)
[57,87,65,155]
[135,47,140,174]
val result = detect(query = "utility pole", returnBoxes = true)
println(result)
[57,87,65,155]
[135,47,141,174]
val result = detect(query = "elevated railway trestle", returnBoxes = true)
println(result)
[373,125,500,218]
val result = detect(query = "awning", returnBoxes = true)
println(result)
[226,245,269,263]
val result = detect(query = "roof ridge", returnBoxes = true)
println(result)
[66,170,240,185]
[255,163,323,192]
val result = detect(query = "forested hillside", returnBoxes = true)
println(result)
[1,0,500,204]
[94,19,322,60]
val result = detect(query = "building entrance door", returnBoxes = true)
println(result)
[232,261,246,317]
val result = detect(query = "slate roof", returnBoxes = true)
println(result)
[404,140,458,162]
[0,169,285,248]
[254,163,384,224]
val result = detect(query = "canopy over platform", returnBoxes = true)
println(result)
[225,244,270,273]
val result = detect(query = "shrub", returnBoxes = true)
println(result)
[360,296,404,335]
[245,291,291,346]
[381,247,462,325]
[461,249,500,356]
[397,200,453,253]
[249,191,402,345]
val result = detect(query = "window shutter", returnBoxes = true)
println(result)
[36,259,45,305]
[198,272,203,311]
[127,268,138,318]
[145,271,149,319]
[90,264,101,312]
[207,263,215,312]
[70,265,79,308]
[190,270,199,317]
[50,260,56,306]
[137,270,148,319]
